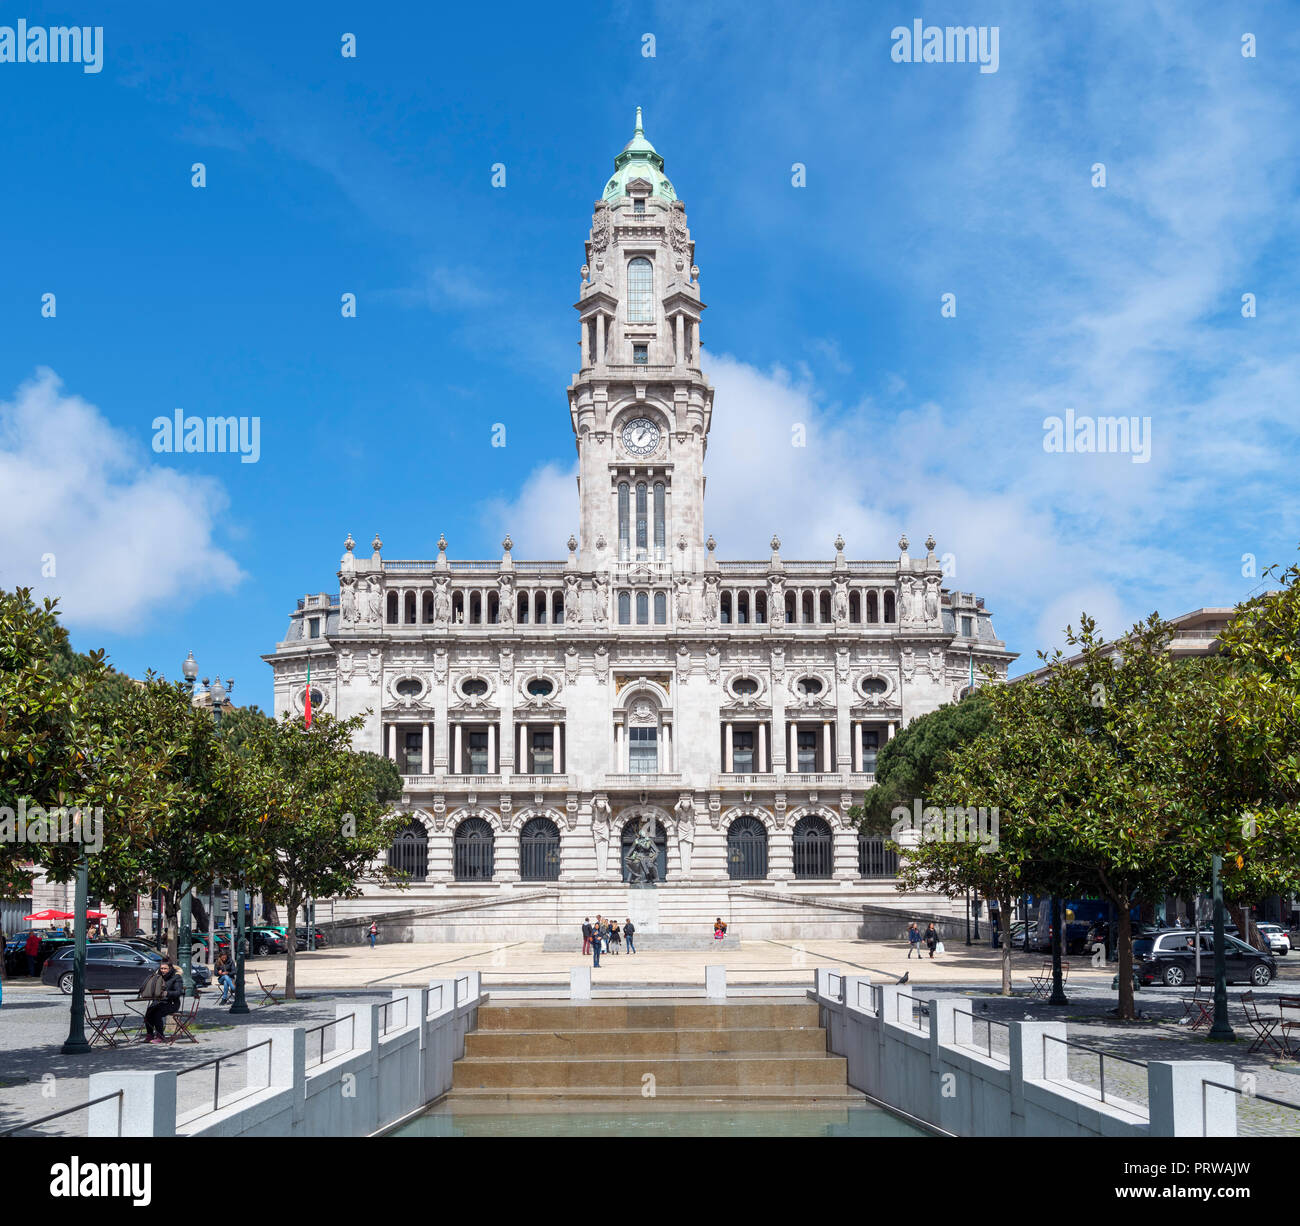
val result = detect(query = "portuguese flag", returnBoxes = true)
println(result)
[304,663,313,729]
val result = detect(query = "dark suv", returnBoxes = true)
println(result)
[1135,929,1275,987]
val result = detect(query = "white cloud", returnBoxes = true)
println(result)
[481,460,578,559]
[0,369,244,632]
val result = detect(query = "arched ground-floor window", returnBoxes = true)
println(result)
[727,815,768,880]
[453,816,495,881]
[387,820,428,882]
[520,816,561,881]
[793,815,833,879]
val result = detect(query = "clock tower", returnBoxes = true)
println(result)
[568,108,714,580]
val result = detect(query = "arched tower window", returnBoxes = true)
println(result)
[386,592,399,624]
[653,591,667,624]
[618,483,630,561]
[653,482,666,560]
[884,591,896,623]
[636,591,649,624]
[867,591,879,624]
[618,591,631,624]
[627,257,654,323]
[635,482,648,559]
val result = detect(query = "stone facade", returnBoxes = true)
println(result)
[263,112,1015,934]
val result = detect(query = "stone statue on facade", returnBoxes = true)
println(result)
[594,572,610,626]
[363,579,383,626]
[924,576,941,623]
[675,578,692,624]
[564,576,581,623]
[340,576,358,625]
[702,576,719,624]
[498,576,515,627]
[674,796,696,876]
[768,576,785,625]
[625,820,659,886]
[832,580,849,624]
[433,577,452,627]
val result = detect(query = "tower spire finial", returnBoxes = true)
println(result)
[635,106,643,135]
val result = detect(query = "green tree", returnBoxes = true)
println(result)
[234,713,403,998]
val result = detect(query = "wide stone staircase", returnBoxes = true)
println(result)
[446,998,864,1103]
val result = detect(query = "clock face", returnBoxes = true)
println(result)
[621,417,661,456]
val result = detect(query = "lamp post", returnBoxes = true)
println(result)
[210,674,249,1015]
[62,752,98,1054]
[1208,854,1235,1041]
[973,893,981,942]
[965,890,972,946]
[1048,895,1069,1005]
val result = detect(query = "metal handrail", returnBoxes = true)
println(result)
[176,1039,272,1117]
[951,1007,1011,1063]
[377,996,411,1036]
[454,974,471,1005]
[304,1014,355,1068]
[826,971,845,999]
[1201,1079,1300,1136]
[0,1090,124,1138]
[895,991,928,1031]
[1042,1033,1147,1110]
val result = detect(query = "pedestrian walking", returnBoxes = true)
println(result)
[581,917,592,956]
[142,958,184,1043]
[602,920,611,954]
[906,922,921,959]
[624,919,636,954]
[367,921,378,950]
[610,921,621,954]
[592,914,603,968]
[925,923,938,959]
[24,930,41,976]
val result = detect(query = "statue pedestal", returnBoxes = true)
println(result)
[626,886,661,935]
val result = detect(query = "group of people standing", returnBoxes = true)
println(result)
[583,916,635,965]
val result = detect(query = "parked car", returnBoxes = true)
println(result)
[41,943,212,994]
[1134,929,1275,987]
[248,927,288,956]
[294,927,328,950]
[4,931,75,975]
[1256,923,1291,956]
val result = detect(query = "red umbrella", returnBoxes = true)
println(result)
[23,910,75,921]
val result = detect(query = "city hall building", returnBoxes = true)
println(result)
[265,112,1015,941]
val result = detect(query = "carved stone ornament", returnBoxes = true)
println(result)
[367,648,382,685]
[591,205,611,254]
[338,648,354,686]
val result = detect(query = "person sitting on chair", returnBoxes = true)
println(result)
[143,959,184,1044]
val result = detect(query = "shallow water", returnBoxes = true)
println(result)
[391,1103,927,1137]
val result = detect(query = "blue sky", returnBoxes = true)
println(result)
[2,1,1297,713]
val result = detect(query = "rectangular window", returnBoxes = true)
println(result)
[733,730,755,773]
[633,197,645,214]
[635,483,648,558]
[962,616,973,637]
[862,730,879,775]
[797,729,818,773]
[467,730,489,775]
[308,618,320,639]
[633,343,648,364]
[530,731,554,775]
[627,258,654,323]
[404,731,422,775]
[629,726,658,773]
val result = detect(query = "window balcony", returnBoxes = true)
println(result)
[603,772,683,790]
[507,773,573,790]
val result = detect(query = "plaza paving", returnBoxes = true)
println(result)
[1,937,1297,1135]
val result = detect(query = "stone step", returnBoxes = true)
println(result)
[465,1025,829,1058]
[442,1086,868,1105]
[451,1053,850,1091]
[475,1000,820,1031]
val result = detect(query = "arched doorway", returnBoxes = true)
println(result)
[453,816,495,881]
[620,818,668,882]
[793,815,833,879]
[520,817,561,882]
[726,815,768,880]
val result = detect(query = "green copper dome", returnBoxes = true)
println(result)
[603,107,677,202]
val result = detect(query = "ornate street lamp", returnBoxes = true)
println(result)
[61,749,99,1054]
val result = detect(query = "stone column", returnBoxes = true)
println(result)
[487,723,497,775]
[614,721,622,773]
[888,721,896,740]
[421,723,430,775]
[769,821,794,883]
[581,321,591,368]
[595,313,606,363]
[453,724,463,775]
[833,823,858,883]
[852,722,862,772]
[822,721,832,772]
[675,313,684,361]
[724,721,734,772]
[758,722,767,773]
[789,721,798,772]
[517,722,527,773]
[387,723,397,761]
[553,722,562,773]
